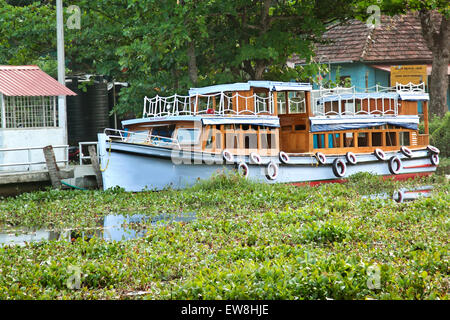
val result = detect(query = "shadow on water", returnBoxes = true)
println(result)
[0,212,197,246]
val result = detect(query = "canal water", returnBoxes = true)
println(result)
[0,212,197,246]
[0,185,434,247]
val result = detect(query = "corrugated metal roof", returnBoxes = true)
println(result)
[0,65,76,96]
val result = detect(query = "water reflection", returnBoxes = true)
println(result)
[0,212,196,246]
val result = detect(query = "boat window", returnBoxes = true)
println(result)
[399,132,410,146]
[288,91,305,113]
[358,132,368,147]
[215,132,222,149]
[328,133,341,148]
[224,133,239,149]
[313,134,325,149]
[372,132,383,147]
[281,125,292,132]
[277,92,287,114]
[295,124,306,131]
[205,129,214,149]
[344,132,354,147]
[244,133,257,149]
[386,132,397,146]
[127,130,148,144]
[176,128,201,145]
[151,125,175,138]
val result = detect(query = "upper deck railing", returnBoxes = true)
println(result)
[141,82,426,119]
[311,82,426,117]
[143,92,274,118]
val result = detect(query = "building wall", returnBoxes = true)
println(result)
[0,127,67,171]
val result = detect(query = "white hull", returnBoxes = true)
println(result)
[98,134,438,192]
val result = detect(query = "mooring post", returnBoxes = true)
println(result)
[43,145,62,189]
[88,145,103,189]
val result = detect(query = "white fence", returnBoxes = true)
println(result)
[0,145,68,172]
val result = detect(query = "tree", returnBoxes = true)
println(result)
[0,0,361,117]
[362,0,449,117]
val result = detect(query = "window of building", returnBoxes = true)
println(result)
[3,96,58,128]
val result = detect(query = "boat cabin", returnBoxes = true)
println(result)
[112,81,429,157]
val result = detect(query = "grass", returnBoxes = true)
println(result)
[0,172,448,299]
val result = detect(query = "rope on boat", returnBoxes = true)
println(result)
[100,140,112,172]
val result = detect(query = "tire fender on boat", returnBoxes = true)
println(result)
[388,155,402,175]
[374,148,387,161]
[315,152,327,165]
[345,152,357,165]
[393,190,404,203]
[249,152,262,165]
[332,158,347,177]
[279,151,290,164]
[427,145,440,155]
[400,146,413,158]
[265,161,279,180]
[430,153,439,166]
[237,162,249,178]
[222,149,234,163]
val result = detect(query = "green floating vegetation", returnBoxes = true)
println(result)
[0,172,448,300]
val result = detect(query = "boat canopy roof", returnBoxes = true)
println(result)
[122,115,280,128]
[317,91,429,103]
[188,81,312,96]
[310,115,419,132]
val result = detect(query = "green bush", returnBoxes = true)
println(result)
[429,112,450,157]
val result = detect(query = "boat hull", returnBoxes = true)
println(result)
[97,134,438,191]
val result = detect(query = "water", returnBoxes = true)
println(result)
[0,212,196,246]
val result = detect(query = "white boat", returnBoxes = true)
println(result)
[97,81,439,191]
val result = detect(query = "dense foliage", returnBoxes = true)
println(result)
[430,112,450,158]
[0,173,448,299]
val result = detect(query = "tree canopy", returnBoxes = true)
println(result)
[1,0,448,116]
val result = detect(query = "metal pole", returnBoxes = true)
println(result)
[56,0,67,145]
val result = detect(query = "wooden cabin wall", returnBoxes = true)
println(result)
[278,114,310,153]
[398,101,418,115]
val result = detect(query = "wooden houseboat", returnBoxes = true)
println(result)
[97,81,439,191]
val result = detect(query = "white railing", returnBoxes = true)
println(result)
[0,145,68,171]
[143,92,274,118]
[311,82,426,117]
[104,128,181,149]
[78,141,98,165]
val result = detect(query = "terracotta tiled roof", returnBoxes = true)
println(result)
[291,12,441,65]
[0,65,76,96]
[363,13,433,62]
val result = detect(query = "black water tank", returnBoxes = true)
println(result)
[66,77,89,146]
[86,77,109,140]
[66,75,110,145]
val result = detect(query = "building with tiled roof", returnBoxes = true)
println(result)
[289,12,449,110]
[0,65,76,172]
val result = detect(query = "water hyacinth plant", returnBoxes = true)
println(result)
[0,172,448,299]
